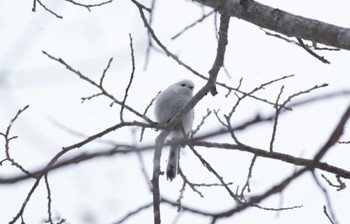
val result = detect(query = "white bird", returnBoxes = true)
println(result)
[154,79,195,181]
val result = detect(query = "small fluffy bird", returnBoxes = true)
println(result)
[154,79,195,181]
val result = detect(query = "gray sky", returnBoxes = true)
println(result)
[0,0,350,223]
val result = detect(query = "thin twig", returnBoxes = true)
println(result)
[188,145,241,203]
[32,0,37,12]
[36,0,63,19]
[312,42,340,51]
[179,169,204,198]
[239,155,257,199]
[321,174,346,191]
[0,105,32,176]
[100,57,113,87]
[323,205,336,224]
[171,10,215,40]
[311,103,350,164]
[191,108,212,137]
[227,75,295,119]
[297,38,330,64]
[10,176,41,223]
[253,204,303,211]
[130,0,151,12]
[132,0,208,81]
[113,202,153,224]
[269,86,284,152]
[42,50,153,123]
[131,128,152,192]
[120,34,136,122]
[81,92,104,103]
[312,172,337,224]
[261,28,299,45]
[139,91,161,142]
[143,0,156,70]
[64,0,114,11]
[44,174,53,224]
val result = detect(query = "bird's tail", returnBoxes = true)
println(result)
[166,144,180,181]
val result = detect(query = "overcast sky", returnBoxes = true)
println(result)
[1,0,350,223]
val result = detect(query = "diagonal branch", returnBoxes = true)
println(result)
[194,141,350,179]
[42,50,152,123]
[312,103,350,164]
[195,0,350,50]
[296,38,330,64]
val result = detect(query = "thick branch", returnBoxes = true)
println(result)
[195,0,350,50]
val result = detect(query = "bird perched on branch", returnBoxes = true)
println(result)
[154,79,195,181]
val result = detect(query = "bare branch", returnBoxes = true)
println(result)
[32,0,37,12]
[139,91,161,142]
[32,0,113,18]
[195,0,350,50]
[188,145,241,203]
[120,34,136,122]
[253,204,303,212]
[131,128,152,192]
[261,28,299,45]
[208,14,230,95]
[269,86,284,152]
[0,105,32,176]
[160,168,308,222]
[81,92,104,103]
[142,0,156,70]
[239,155,257,199]
[143,91,160,117]
[190,108,212,137]
[112,202,153,224]
[134,1,290,112]
[324,205,336,224]
[44,174,53,224]
[227,75,295,119]
[171,10,215,40]
[312,172,338,224]
[321,174,347,191]
[10,176,41,223]
[42,50,153,123]
[100,57,113,87]
[130,0,151,12]
[179,169,204,198]
[312,42,340,51]
[312,103,350,164]
[132,0,208,81]
[193,141,350,180]
[152,130,169,224]
[36,0,63,19]
[64,0,114,11]
[297,38,330,64]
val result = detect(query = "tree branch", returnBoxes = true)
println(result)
[193,141,350,179]
[195,0,350,50]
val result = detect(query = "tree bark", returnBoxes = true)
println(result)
[195,0,350,50]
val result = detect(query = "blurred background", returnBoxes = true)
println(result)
[0,0,349,223]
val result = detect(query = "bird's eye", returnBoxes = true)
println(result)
[181,83,186,87]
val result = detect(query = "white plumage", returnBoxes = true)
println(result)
[154,79,195,181]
